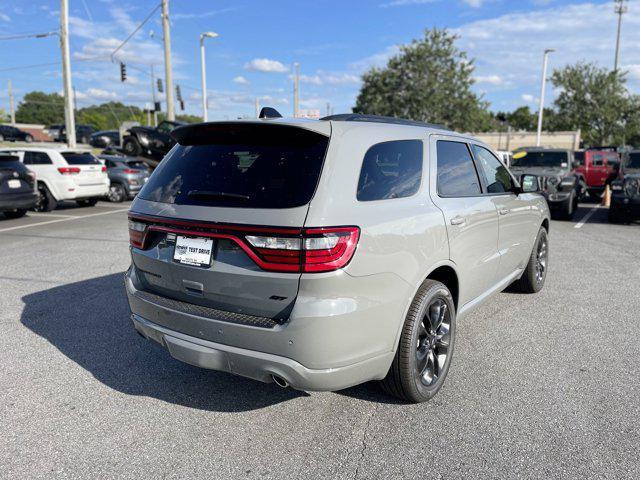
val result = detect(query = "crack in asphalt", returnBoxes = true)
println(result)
[353,403,380,479]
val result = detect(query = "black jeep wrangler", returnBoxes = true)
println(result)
[510,147,586,220]
[122,121,185,165]
[609,150,640,223]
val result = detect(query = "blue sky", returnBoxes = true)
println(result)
[0,0,638,121]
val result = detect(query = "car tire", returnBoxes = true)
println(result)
[25,135,33,143]
[608,208,627,224]
[515,227,548,294]
[3,209,27,219]
[76,198,99,207]
[34,183,57,212]
[381,279,456,403]
[107,183,126,203]
[123,137,142,156]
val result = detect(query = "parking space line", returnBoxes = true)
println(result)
[26,212,75,218]
[574,206,600,229]
[0,208,129,233]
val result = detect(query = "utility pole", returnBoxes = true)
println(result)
[255,98,259,118]
[326,102,331,117]
[8,80,15,125]
[150,64,157,126]
[199,32,218,122]
[60,0,76,147]
[293,62,300,117]
[161,0,175,121]
[536,49,555,147]
[614,0,628,71]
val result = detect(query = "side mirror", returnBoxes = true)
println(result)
[520,174,541,193]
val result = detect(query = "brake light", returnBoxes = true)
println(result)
[102,166,107,172]
[128,220,148,248]
[58,167,81,175]
[127,215,360,273]
[246,227,360,273]
[123,168,139,174]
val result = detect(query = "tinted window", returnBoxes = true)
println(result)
[436,141,482,196]
[627,153,640,169]
[138,126,328,209]
[472,145,515,193]
[511,151,568,167]
[125,160,148,169]
[157,122,175,134]
[574,151,584,166]
[24,151,52,165]
[61,152,100,165]
[357,140,422,201]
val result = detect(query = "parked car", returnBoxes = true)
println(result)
[0,125,34,143]
[510,147,585,219]
[0,147,109,211]
[573,147,620,201]
[0,154,37,218]
[125,113,550,403]
[122,120,185,164]
[99,155,150,202]
[90,130,120,148]
[48,124,96,144]
[609,150,640,223]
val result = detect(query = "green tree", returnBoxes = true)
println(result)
[551,62,635,146]
[15,91,65,125]
[353,28,492,131]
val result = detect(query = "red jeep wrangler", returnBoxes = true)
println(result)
[573,147,620,200]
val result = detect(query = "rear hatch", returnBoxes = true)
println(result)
[60,152,106,186]
[128,122,332,325]
[0,155,35,195]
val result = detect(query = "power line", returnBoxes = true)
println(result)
[0,31,58,41]
[110,3,162,61]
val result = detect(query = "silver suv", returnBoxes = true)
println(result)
[125,114,550,403]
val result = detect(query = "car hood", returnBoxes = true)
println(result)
[623,171,640,179]
[510,166,569,177]
[129,126,155,135]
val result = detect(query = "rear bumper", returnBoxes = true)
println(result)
[125,265,410,391]
[0,192,38,211]
[131,313,394,391]
[59,182,109,201]
[611,195,640,216]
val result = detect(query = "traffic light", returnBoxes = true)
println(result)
[154,101,161,112]
[175,85,182,102]
[120,62,127,82]
[180,100,185,111]
[157,79,163,93]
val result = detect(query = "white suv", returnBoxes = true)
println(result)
[0,146,109,211]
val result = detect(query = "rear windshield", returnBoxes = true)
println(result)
[138,125,329,209]
[511,151,568,167]
[126,161,148,169]
[628,153,640,169]
[61,152,101,165]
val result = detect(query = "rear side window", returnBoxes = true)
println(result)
[139,125,328,209]
[436,141,482,196]
[24,151,52,165]
[61,152,101,165]
[357,140,423,201]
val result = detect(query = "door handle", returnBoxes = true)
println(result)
[499,208,510,215]
[450,216,466,226]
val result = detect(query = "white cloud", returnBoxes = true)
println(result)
[380,0,438,7]
[232,76,250,85]
[462,0,484,7]
[244,58,289,73]
[173,7,236,20]
[521,94,535,103]
[474,74,505,86]
[85,88,118,100]
[0,13,11,22]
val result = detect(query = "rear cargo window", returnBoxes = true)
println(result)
[61,152,101,165]
[357,140,423,201]
[139,125,329,209]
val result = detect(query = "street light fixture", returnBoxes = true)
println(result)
[536,48,555,147]
[200,31,219,122]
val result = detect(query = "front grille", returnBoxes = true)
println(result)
[134,289,279,329]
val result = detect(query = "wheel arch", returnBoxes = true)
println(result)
[36,178,61,201]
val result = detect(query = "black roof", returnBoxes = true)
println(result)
[319,113,450,131]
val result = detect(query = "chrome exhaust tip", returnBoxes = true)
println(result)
[271,374,289,388]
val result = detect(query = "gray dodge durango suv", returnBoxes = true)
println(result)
[125,113,550,403]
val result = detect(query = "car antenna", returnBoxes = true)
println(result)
[258,107,283,119]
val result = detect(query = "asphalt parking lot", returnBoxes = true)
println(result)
[1,201,639,479]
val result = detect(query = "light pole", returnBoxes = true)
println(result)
[60,0,76,147]
[199,31,219,122]
[614,0,628,71]
[161,0,175,121]
[536,48,555,147]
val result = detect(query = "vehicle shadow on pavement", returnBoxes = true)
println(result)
[20,273,307,412]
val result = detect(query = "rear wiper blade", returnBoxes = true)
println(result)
[187,190,250,201]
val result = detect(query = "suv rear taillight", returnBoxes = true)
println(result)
[128,220,148,248]
[128,214,359,273]
[245,227,360,272]
[58,167,81,175]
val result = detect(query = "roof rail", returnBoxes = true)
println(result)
[319,113,450,131]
